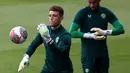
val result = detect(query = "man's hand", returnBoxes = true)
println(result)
[91,27,105,35]
[84,33,106,40]
[37,23,49,36]
[18,54,29,72]
[37,23,53,44]
[91,27,112,35]
[94,35,106,40]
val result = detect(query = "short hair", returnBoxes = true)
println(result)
[88,0,101,2]
[49,6,64,16]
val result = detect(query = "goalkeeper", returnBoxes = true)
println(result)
[69,0,125,73]
[18,6,73,73]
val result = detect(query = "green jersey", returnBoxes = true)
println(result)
[70,6,124,57]
[26,25,73,72]
[69,6,124,73]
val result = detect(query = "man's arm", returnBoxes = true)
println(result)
[111,20,125,35]
[91,8,125,36]
[18,33,43,72]
[26,33,43,57]
[69,22,106,40]
[50,34,71,53]
[69,22,84,38]
[91,20,125,36]
[37,23,71,53]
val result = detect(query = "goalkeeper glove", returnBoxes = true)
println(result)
[37,23,53,44]
[91,27,112,35]
[18,54,29,72]
[84,32,106,40]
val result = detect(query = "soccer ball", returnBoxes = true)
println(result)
[9,26,27,44]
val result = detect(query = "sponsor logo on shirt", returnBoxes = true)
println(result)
[88,15,92,18]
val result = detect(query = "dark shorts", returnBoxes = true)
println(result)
[82,56,109,73]
[40,65,73,73]
[41,69,73,73]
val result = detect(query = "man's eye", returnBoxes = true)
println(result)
[53,15,57,17]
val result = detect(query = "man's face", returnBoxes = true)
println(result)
[88,0,100,11]
[49,11,63,27]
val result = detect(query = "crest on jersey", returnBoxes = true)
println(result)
[55,37,59,43]
[85,68,89,73]
[101,13,106,19]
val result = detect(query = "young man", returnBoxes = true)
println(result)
[69,0,125,73]
[18,6,73,73]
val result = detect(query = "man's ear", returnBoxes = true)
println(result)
[60,16,64,21]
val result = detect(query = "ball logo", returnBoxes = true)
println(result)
[10,26,27,44]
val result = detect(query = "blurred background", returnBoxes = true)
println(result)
[0,0,129,73]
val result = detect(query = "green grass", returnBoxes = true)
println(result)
[0,0,130,73]
[0,38,130,73]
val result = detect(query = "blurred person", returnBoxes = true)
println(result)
[69,0,125,73]
[18,6,73,73]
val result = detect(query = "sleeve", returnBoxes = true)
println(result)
[111,20,125,35]
[73,8,85,25]
[56,34,71,52]
[107,9,125,35]
[69,22,84,38]
[69,8,86,38]
[26,33,43,57]
[49,34,71,52]
[107,9,118,24]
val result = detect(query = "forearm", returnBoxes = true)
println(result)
[70,31,84,38]
[69,22,84,38]
[69,22,105,40]
[48,35,71,53]
[111,20,125,35]
[48,42,64,53]
[91,20,125,36]
[26,33,43,57]
[26,43,37,57]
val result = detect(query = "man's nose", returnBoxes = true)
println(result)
[90,3,94,7]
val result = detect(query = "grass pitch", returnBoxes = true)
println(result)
[0,0,129,73]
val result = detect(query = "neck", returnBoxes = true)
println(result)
[51,24,61,30]
[89,5,100,12]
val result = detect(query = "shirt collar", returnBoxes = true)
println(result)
[49,25,62,33]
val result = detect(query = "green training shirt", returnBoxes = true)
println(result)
[26,25,73,72]
[70,6,125,57]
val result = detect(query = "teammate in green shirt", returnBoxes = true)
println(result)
[18,6,73,73]
[69,0,125,73]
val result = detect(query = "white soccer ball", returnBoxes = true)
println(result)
[9,26,27,44]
